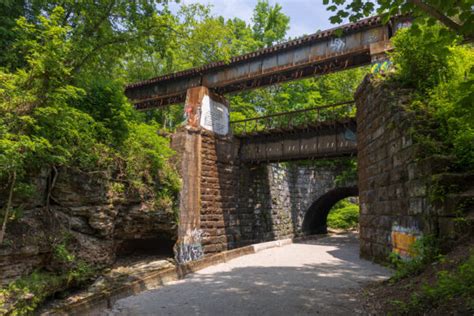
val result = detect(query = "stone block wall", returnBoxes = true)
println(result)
[199,130,242,254]
[194,129,356,254]
[217,159,355,247]
[356,77,442,261]
[236,162,355,246]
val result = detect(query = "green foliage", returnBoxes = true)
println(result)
[252,0,290,47]
[323,0,473,38]
[327,199,359,229]
[230,67,367,124]
[421,254,474,306]
[389,23,474,171]
[0,0,40,69]
[1,1,175,75]
[0,265,95,315]
[389,235,442,281]
[0,4,180,190]
[122,122,180,200]
[71,78,138,146]
[0,271,65,315]
[1,235,95,314]
[392,252,474,314]
[390,25,460,92]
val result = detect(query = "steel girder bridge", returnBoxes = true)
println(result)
[124,15,409,162]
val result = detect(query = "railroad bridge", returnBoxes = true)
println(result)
[231,101,357,163]
[125,15,460,264]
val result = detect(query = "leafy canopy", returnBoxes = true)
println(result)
[0,5,179,207]
[323,0,473,38]
[390,22,474,170]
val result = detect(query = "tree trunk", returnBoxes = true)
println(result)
[0,171,16,245]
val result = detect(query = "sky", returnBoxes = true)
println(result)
[168,0,343,39]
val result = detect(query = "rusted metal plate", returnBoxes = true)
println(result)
[237,119,357,163]
[293,46,310,65]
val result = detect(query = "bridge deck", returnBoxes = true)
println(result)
[125,16,410,110]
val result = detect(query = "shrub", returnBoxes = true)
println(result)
[422,253,474,306]
[327,199,359,229]
[390,24,459,92]
[122,122,180,200]
[393,252,474,314]
[390,22,474,171]
[0,264,95,316]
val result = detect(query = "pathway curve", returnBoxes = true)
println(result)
[104,233,391,315]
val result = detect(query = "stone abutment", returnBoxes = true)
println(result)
[172,126,357,261]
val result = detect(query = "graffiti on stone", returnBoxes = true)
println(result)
[174,228,204,264]
[370,60,392,74]
[390,223,421,259]
[174,242,204,264]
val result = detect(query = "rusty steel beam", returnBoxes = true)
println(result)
[126,15,411,110]
[236,119,357,163]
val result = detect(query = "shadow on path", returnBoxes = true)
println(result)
[104,233,391,316]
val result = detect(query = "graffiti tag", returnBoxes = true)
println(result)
[174,228,205,264]
[329,38,345,52]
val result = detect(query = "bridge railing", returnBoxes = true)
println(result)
[230,100,355,135]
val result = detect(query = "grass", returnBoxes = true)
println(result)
[392,252,474,314]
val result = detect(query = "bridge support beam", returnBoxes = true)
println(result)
[172,86,230,263]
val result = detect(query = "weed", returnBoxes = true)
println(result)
[0,262,96,315]
[53,242,75,263]
[389,235,441,281]
[392,252,474,314]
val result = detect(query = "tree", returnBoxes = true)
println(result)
[323,0,473,38]
[252,0,290,47]
[0,4,180,245]
[1,1,175,78]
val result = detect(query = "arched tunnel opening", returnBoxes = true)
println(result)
[302,186,359,235]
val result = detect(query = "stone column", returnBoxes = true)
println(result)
[173,86,230,263]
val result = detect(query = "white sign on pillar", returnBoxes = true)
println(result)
[199,95,229,135]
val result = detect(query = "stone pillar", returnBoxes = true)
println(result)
[173,86,230,263]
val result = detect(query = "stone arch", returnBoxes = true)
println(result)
[302,186,359,235]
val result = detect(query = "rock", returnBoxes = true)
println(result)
[69,231,115,267]
[51,168,109,207]
[0,167,178,286]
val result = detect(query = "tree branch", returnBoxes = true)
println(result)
[409,0,463,33]
[71,23,183,74]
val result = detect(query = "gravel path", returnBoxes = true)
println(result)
[103,233,391,316]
